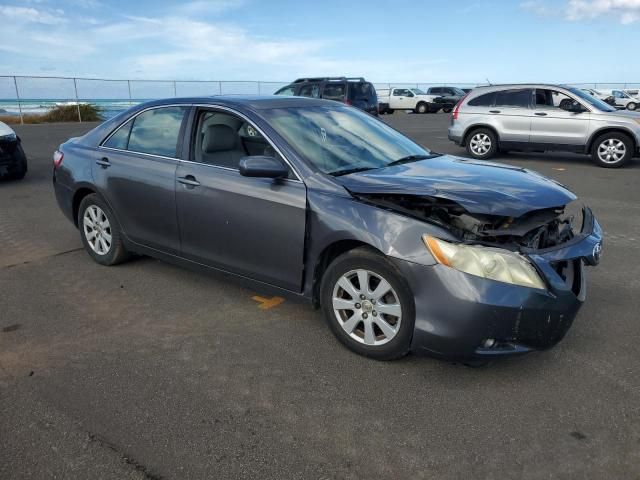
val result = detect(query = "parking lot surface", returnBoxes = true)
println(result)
[1,113,639,479]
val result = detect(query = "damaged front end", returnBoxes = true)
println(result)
[351,192,582,252]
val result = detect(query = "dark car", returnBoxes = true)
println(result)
[53,97,602,362]
[427,86,467,113]
[275,77,378,116]
[0,121,28,179]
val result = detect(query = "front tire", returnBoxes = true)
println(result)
[466,128,499,159]
[415,102,428,114]
[591,132,633,168]
[78,194,130,266]
[320,247,415,360]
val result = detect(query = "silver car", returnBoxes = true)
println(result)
[448,84,640,168]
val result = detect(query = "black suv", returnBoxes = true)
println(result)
[275,77,378,115]
[426,86,467,113]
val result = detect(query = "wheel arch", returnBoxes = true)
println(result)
[311,240,382,308]
[72,186,97,227]
[462,124,500,147]
[586,127,637,154]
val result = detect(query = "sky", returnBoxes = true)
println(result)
[1,0,640,84]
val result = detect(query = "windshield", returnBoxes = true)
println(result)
[261,105,432,175]
[411,88,426,95]
[569,88,616,112]
[451,87,466,95]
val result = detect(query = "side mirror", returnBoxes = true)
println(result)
[239,155,288,179]
[561,100,585,113]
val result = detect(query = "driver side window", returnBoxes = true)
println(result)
[192,110,295,179]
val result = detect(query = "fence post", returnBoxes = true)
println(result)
[73,78,82,123]
[173,80,177,97]
[258,81,261,95]
[13,76,23,125]
[127,80,133,105]
[219,81,222,95]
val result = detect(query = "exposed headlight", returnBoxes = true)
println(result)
[423,235,546,290]
[0,133,17,142]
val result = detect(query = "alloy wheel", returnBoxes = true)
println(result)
[597,139,626,164]
[332,269,402,346]
[83,205,112,255]
[470,133,492,156]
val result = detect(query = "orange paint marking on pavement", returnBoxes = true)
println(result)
[252,296,285,310]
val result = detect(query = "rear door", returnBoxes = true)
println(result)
[491,88,533,143]
[97,105,188,254]
[175,107,307,292]
[347,82,377,114]
[530,88,590,147]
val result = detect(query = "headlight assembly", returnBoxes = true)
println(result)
[423,235,546,290]
[0,133,17,142]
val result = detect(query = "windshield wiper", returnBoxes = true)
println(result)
[386,154,439,167]
[329,166,378,177]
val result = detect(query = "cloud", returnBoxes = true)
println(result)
[522,0,640,23]
[0,5,66,24]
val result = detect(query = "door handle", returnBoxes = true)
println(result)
[96,157,111,168]
[489,110,501,114]
[178,175,201,187]
[535,112,548,116]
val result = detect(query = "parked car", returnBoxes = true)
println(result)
[274,77,378,115]
[0,121,28,179]
[600,89,639,111]
[580,88,616,107]
[376,87,440,114]
[448,84,640,168]
[425,86,467,113]
[623,88,639,98]
[461,88,474,94]
[53,96,602,362]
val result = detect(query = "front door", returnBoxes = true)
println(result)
[95,105,189,254]
[175,108,307,292]
[530,89,590,147]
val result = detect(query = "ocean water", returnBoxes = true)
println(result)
[0,99,144,120]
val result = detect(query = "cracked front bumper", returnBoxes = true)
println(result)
[393,208,603,361]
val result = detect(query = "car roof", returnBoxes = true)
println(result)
[470,83,577,91]
[135,95,330,110]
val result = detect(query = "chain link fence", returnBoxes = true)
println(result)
[2,75,639,124]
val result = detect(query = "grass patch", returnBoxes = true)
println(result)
[0,104,102,124]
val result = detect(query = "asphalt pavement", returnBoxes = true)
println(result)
[1,112,639,479]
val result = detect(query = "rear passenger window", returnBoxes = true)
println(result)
[468,92,496,107]
[299,84,320,98]
[322,83,346,101]
[127,107,187,157]
[104,119,133,149]
[494,89,531,108]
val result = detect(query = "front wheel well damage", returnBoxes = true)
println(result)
[311,240,377,308]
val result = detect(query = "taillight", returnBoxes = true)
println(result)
[345,99,352,106]
[452,93,469,120]
[53,150,64,169]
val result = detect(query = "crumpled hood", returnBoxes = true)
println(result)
[335,155,576,217]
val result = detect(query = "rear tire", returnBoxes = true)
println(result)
[386,109,394,114]
[320,247,415,361]
[627,102,637,111]
[442,107,453,113]
[78,194,130,266]
[591,132,633,168]
[465,128,499,160]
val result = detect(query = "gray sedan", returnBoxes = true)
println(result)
[53,96,602,361]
